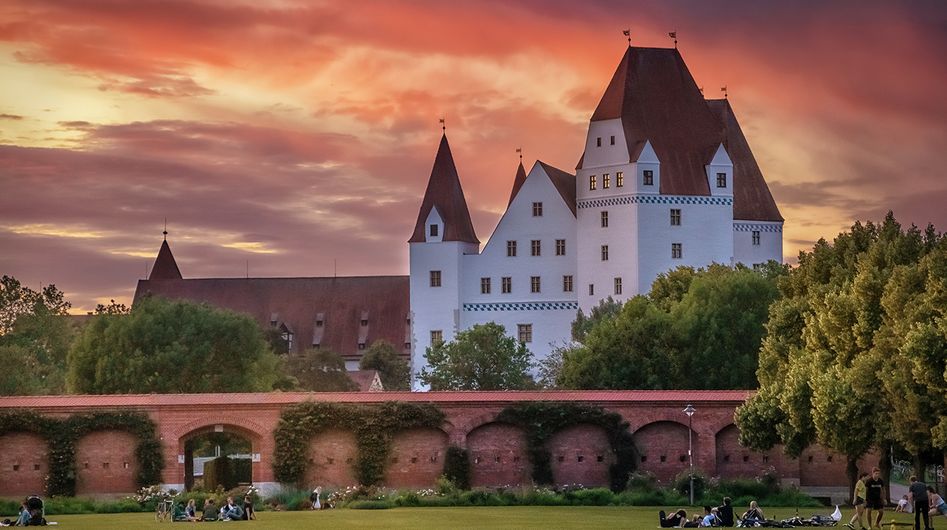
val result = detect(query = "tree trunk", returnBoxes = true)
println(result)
[846,455,859,501]
[878,445,892,504]
[914,454,925,481]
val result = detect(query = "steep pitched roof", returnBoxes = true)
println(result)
[148,240,183,280]
[409,134,479,244]
[707,99,783,222]
[133,275,410,360]
[537,161,577,216]
[588,46,724,196]
[507,161,528,206]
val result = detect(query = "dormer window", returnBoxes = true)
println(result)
[358,342,366,350]
[316,319,324,327]
[429,224,439,237]
[360,318,368,326]
[717,172,727,188]
[643,170,654,186]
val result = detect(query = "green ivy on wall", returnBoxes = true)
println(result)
[0,410,164,496]
[495,402,638,491]
[273,401,445,486]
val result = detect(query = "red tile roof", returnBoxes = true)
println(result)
[538,161,577,216]
[133,275,409,359]
[148,240,182,280]
[707,99,783,222]
[507,161,528,206]
[409,134,479,244]
[0,390,752,409]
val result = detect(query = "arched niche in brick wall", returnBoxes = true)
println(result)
[714,424,796,481]
[175,420,266,491]
[466,422,530,488]
[0,432,48,497]
[545,423,614,487]
[633,420,698,483]
[384,427,449,488]
[75,430,139,495]
[304,428,358,488]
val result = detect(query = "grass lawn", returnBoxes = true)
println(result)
[18,506,933,529]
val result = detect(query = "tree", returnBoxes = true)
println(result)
[571,297,622,342]
[359,340,410,390]
[0,275,71,335]
[419,322,535,390]
[285,348,358,392]
[94,299,130,315]
[67,296,283,393]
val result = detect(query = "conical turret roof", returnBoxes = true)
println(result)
[409,134,479,244]
[507,161,528,206]
[148,239,182,280]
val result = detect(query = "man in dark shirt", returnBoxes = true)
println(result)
[716,497,735,527]
[864,467,885,529]
[907,475,931,530]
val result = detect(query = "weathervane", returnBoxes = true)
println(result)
[622,28,631,46]
[721,85,728,99]
[439,117,446,133]
[516,147,522,161]
[668,31,678,49]
[163,218,168,241]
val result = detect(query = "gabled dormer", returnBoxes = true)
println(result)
[635,140,660,194]
[705,143,734,197]
[408,134,479,245]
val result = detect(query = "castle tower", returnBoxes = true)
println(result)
[408,134,479,383]
[148,238,183,280]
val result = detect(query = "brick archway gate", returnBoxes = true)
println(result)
[169,417,269,492]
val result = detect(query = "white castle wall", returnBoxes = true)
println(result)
[733,220,783,267]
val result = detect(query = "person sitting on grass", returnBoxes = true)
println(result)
[220,496,244,521]
[242,495,255,520]
[700,506,721,527]
[659,509,688,528]
[183,499,198,522]
[930,486,947,519]
[716,497,735,527]
[201,499,218,522]
[741,501,765,523]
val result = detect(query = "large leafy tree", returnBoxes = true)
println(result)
[67,296,283,393]
[419,322,535,390]
[359,340,410,390]
[0,275,71,334]
[286,348,358,391]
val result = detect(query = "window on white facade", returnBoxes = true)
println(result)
[610,135,615,145]
[530,276,541,293]
[589,175,597,190]
[672,243,682,259]
[603,173,610,189]
[752,230,761,245]
[501,277,512,293]
[481,277,491,294]
[614,277,623,295]
[430,330,443,345]
[555,239,566,256]
[430,270,441,287]
[429,224,438,237]
[517,324,533,343]
[717,172,727,188]
[616,171,624,187]
[601,211,609,228]
[563,275,573,292]
[601,245,609,261]
[670,209,681,226]
[531,240,541,256]
[532,202,543,217]
[643,169,654,186]
[588,284,595,296]
[507,240,517,257]
[596,137,602,147]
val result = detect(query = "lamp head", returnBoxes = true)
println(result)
[683,403,696,417]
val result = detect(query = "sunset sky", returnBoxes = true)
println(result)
[1,0,946,313]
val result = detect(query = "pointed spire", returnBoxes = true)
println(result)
[148,237,183,280]
[507,160,528,206]
[409,133,479,244]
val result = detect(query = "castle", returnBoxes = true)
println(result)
[136,45,782,380]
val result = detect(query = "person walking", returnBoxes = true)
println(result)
[846,471,869,529]
[864,467,885,530]
[907,476,930,530]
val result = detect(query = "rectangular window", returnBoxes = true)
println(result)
[670,208,681,226]
[596,137,602,147]
[643,169,654,186]
[717,172,727,188]
[589,174,597,190]
[672,243,682,259]
[532,202,543,217]
[601,245,609,261]
[429,224,439,237]
[530,276,541,293]
[752,230,761,245]
[588,284,595,296]
[501,277,512,293]
[603,173,610,189]
[481,277,491,294]
[507,240,517,257]
[616,171,624,187]
[601,210,609,228]
[430,270,441,287]
[563,275,573,292]
[531,239,541,256]
[430,330,443,345]
[517,324,533,343]
[614,277,623,295]
[555,239,566,256]
[610,135,615,145]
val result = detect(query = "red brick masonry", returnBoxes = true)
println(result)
[0,390,872,496]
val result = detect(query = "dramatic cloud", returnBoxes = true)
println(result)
[0,0,945,311]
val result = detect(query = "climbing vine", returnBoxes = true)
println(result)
[0,410,164,496]
[495,402,638,491]
[273,401,445,486]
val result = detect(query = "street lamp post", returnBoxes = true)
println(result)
[683,403,696,506]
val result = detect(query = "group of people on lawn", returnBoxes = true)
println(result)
[174,495,256,522]
[659,497,755,527]
[845,467,945,530]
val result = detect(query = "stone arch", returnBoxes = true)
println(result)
[304,428,358,488]
[385,427,450,488]
[633,420,698,483]
[0,432,49,497]
[466,421,530,488]
[174,417,268,491]
[75,430,139,494]
[546,423,614,487]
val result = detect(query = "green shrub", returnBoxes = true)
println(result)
[626,471,658,492]
[348,499,393,510]
[672,469,707,500]
[263,485,313,511]
[444,446,470,489]
[567,487,615,506]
